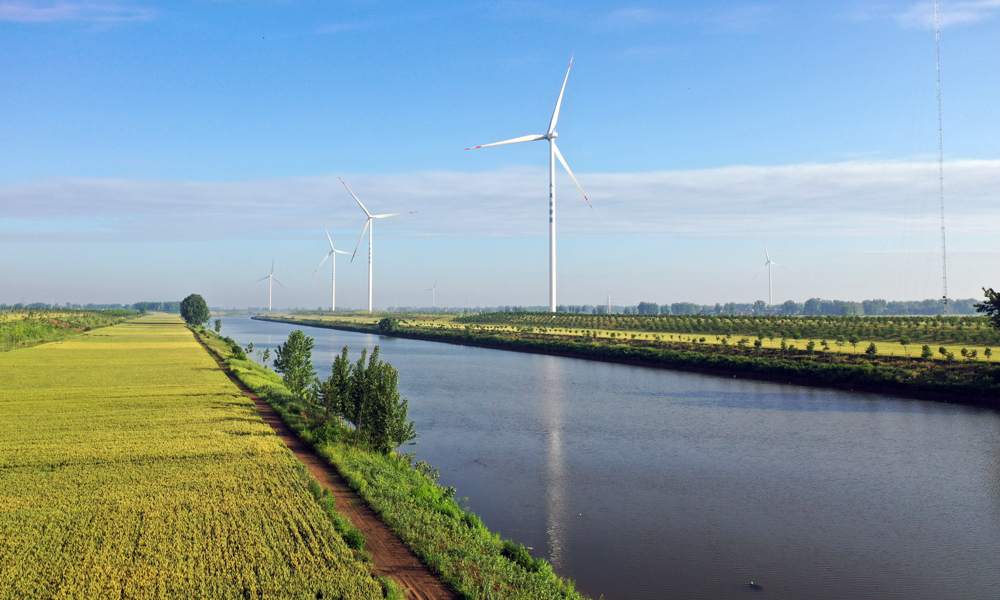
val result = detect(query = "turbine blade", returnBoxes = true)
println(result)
[340,178,372,217]
[764,242,770,262]
[323,221,335,251]
[548,54,573,135]
[313,250,333,275]
[351,219,371,263]
[272,276,284,288]
[752,263,767,280]
[256,275,270,282]
[465,134,546,150]
[334,249,352,255]
[270,258,274,275]
[371,211,416,219]
[552,141,592,208]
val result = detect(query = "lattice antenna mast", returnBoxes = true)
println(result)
[935,0,949,311]
[607,293,612,315]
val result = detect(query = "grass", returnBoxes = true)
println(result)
[0,315,383,600]
[196,327,587,600]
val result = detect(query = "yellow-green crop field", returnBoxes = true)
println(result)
[0,315,382,599]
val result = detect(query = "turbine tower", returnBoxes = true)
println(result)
[340,178,415,312]
[313,222,352,312]
[256,259,283,312]
[426,280,439,309]
[465,55,592,312]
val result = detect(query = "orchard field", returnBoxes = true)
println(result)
[0,315,382,599]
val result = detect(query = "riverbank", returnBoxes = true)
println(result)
[256,315,1000,408]
[195,325,589,600]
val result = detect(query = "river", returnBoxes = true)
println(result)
[219,316,1000,600]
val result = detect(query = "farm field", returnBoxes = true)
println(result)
[275,311,999,361]
[0,315,382,599]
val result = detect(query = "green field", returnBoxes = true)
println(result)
[0,307,138,352]
[0,315,382,599]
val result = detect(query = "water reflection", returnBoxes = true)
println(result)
[541,356,567,567]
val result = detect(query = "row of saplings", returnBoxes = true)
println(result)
[271,330,417,454]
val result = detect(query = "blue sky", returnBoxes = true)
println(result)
[2,1,999,309]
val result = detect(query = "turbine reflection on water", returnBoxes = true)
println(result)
[541,356,568,568]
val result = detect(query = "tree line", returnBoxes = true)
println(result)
[271,330,417,454]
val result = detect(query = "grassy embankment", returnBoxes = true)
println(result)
[0,315,384,599]
[194,327,587,600]
[258,312,1000,406]
[0,307,138,352]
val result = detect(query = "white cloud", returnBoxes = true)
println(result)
[0,1,156,23]
[891,0,1000,29]
[2,159,997,243]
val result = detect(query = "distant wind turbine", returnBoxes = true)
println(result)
[256,259,283,311]
[465,54,592,312]
[313,222,352,312]
[340,178,416,312]
[426,280,440,308]
[754,243,782,308]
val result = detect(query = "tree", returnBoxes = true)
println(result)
[921,345,933,359]
[781,300,799,315]
[974,287,1000,329]
[899,334,910,356]
[311,345,352,426]
[180,294,210,326]
[214,319,221,333]
[377,316,400,334]
[985,347,993,361]
[848,334,860,353]
[806,340,816,356]
[346,346,417,454]
[865,342,878,356]
[273,330,316,399]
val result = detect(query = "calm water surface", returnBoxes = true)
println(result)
[221,317,1000,600]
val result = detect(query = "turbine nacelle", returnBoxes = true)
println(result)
[546,132,558,140]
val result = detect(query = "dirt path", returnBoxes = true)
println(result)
[196,336,459,600]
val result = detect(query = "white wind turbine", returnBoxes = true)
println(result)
[313,222,352,312]
[754,242,782,308]
[426,280,440,308]
[340,178,416,312]
[465,55,592,312]
[256,259,283,312]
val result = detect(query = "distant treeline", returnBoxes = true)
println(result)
[132,301,182,313]
[3,301,183,313]
[555,298,980,316]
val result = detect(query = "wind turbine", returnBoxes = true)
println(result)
[313,222,352,312]
[754,243,782,308]
[340,178,416,312]
[256,259,283,311]
[465,55,592,312]
[426,280,440,308]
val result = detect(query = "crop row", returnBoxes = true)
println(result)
[453,311,1000,345]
